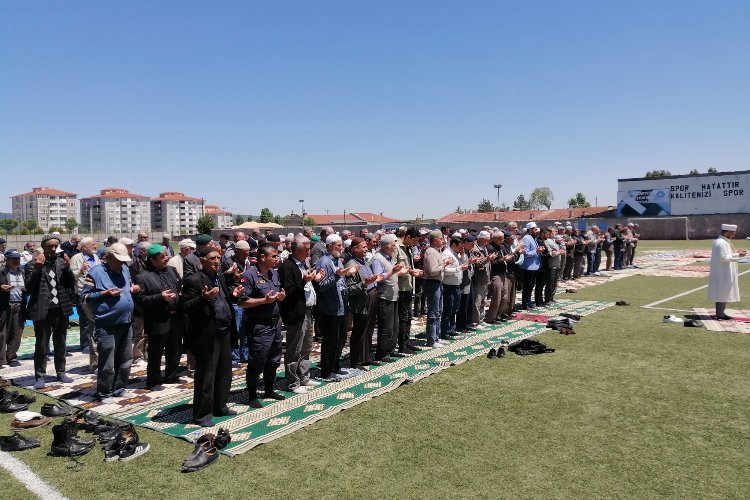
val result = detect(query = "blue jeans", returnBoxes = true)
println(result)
[424,280,443,345]
[440,284,461,339]
[94,323,133,399]
[231,305,249,362]
[614,249,623,270]
[586,252,596,274]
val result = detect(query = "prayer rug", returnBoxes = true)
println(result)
[691,308,750,334]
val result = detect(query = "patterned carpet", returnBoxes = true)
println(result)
[691,308,750,334]
[2,300,614,455]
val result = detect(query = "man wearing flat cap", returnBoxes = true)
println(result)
[184,234,213,278]
[708,224,747,320]
[26,235,76,389]
[1,250,27,367]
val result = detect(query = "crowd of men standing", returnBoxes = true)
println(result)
[0,221,639,427]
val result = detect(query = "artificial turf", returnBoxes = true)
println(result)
[1,240,749,499]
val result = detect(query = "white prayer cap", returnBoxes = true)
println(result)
[380,234,398,245]
[325,234,342,245]
[287,233,294,240]
[234,240,250,250]
[343,239,352,248]
[478,231,491,239]
[458,229,467,234]
[120,237,134,246]
[722,224,737,231]
[554,221,562,226]
[178,238,196,249]
[525,222,538,230]
[451,232,462,238]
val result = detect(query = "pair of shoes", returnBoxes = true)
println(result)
[50,420,96,457]
[0,433,40,451]
[11,413,51,431]
[181,429,230,472]
[1,388,36,405]
[103,426,148,462]
[56,373,74,384]
[663,315,684,324]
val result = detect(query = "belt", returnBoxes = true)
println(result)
[247,316,280,326]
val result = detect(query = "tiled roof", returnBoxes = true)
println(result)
[81,188,150,200]
[151,192,202,202]
[307,212,401,225]
[436,207,613,224]
[12,187,76,197]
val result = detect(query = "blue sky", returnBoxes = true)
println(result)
[1,0,748,219]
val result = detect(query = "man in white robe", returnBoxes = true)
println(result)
[708,224,747,320]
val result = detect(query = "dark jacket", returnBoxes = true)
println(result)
[0,268,28,323]
[183,252,202,278]
[345,259,369,315]
[24,256,74,321]
[134,265,182,336]
[278,257,307,325]
[181,271,238,352]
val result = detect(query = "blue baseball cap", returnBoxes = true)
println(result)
[4,250,22,259]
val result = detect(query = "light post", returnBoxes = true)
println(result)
[494,183,502,209]
[299,200,305,228]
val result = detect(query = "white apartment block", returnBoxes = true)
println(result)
[11,187,78,231]
[80,188,151,234]
[151,192,203,235]
[204,205,233,229]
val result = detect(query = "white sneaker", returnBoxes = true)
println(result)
[291,386,308,395]
[593,272,601,276]
[433,341,445,348]
[663,315,684,324]
[303,380,321,387]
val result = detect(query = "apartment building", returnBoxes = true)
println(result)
[11,187,78,231]
[204,205,233,229]
[79,188,151,234]
[151,192,203,235]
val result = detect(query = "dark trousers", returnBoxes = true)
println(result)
[146,315,183,387]
[586,252,596,274]
[397,290,413,348]
[594,250,602,272]
[563,251,575,279]
[614,248,623,270]
[456,290,472,332]
[350,313,369,368]
[413,278,426,315]
[535,268,549,306]
[573,254,585,278]
[440,284,461,338]
[193,329,232,421]
[545,268,559,302]
[245,322,283,395]
[283,308,314,389]
[1,303,24,363]
[521,269,537,308]
[33,308,68,380]
[318,313,346,377]
[376,299,399,358]
[95,323,132,398]
[75,295,88,349]
[424,279,443,344]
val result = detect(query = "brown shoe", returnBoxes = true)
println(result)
[12,415,51,431]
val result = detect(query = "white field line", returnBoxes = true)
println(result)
[642,269,750,310]
[0,451,69,500]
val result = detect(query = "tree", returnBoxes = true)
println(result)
[567,192,591,208]
[645,170,671,178]
[497,202,510,212]
[273,215,283,225]
[454,206,467,214]
[302,217,316,227]
[234,215,245,226]
[196,215,214,234]
[477,199,495,213]
[0,219,18,235]
[259,208,274,223]
[23,219,38,232]
[512,194,532,211]
[64,217,78,233]
[689,169,699,175]
[707,167,718,174]
[529,187,554,210]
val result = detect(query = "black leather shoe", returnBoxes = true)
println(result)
[0,433,41,451]
[390,352,406,358]
[182,435,219,473]
[215,408,238,417]
[247,399,263,408]
[215,428,231,450]
[264,391,286,401]
[41,403,74,418]
[487,348,497,359]
[0,388,36,405]
[398,347,417,355]
[497,347,506,358]
[192,418,214,428]
[0,400,29,413]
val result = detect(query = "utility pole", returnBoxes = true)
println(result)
[299,200,305,228]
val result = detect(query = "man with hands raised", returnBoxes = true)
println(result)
[239,244,287,408]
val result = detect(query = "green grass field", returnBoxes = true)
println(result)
[2,240,749,499]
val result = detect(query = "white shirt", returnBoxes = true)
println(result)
[708,235,741,303]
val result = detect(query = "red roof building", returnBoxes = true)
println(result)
[306,212,401,225]
[11,187,78,231]
[436,207,613,225]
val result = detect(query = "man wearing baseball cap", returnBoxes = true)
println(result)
[81,242,139,402]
